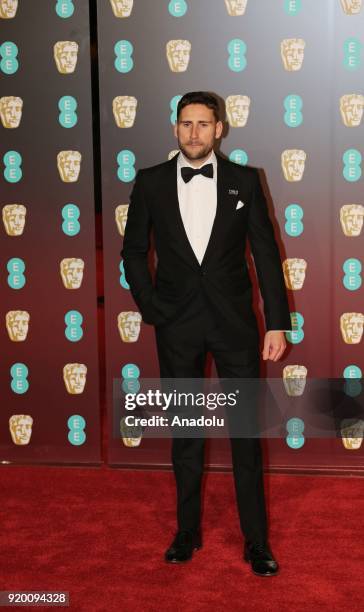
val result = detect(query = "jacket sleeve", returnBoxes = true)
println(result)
[247,170,292,331]
[121,170,166,326]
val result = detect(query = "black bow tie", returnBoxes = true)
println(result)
[181,163,214,183]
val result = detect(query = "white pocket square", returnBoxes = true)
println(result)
[236,200,245,210]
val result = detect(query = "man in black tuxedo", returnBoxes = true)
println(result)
[122,92,291,576]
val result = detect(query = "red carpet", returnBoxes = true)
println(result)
[0,466,363,612]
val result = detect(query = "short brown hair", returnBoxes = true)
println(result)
[177,91,220,122]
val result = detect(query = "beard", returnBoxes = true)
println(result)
[178,141,214,162]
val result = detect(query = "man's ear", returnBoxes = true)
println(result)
[215,121,223,139]
[173,123,178,138]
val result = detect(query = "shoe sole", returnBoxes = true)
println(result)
[251,569,280,577]
[165,544,202,564]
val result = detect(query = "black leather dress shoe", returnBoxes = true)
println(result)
[165,530,202,563]
[244,542,279,576]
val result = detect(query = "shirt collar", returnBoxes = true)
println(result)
[177,150,217,183]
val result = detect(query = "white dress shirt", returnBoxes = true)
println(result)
[177,151,217,265]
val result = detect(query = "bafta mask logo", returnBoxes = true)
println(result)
[120,417,142,448]
[9,414,33,445]
[340,94,364,127]
[115,204,129,236]
[63,363,87,395]
[340,312,364,344]
[341,419,364,450]
[117,311,142,343]
[283,365,308,396]
[224,0,248,15]
[166,40,191,73]
[283,258,307,290]
[0,0,18,18]
[60,258,84,289]
[2,203,26,236]
[0,96,23,128]
[340,204,364,236]
[57,150,81,183]
[225,95,251,127]
[110,0,134,17]
[6,310,30,341]
[281,149,306,182]
[281,38,306,72]
[168,150,180,161]
[340,0,362,15]
[54,41,79,74]
[112,96,137,128]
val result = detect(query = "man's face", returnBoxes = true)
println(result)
[174,104,223,165]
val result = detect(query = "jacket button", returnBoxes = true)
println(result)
[201,271,206,276]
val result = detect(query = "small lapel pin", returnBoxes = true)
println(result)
[236,200,245,210]
[229,189,238,195]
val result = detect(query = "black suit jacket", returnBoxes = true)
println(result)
[121,153,291,347]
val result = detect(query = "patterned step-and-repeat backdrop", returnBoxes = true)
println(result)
[0,0,101,463]
[1,1,362,469]
[97,0,364,470]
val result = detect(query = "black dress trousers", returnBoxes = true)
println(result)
[155,292,268,544]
